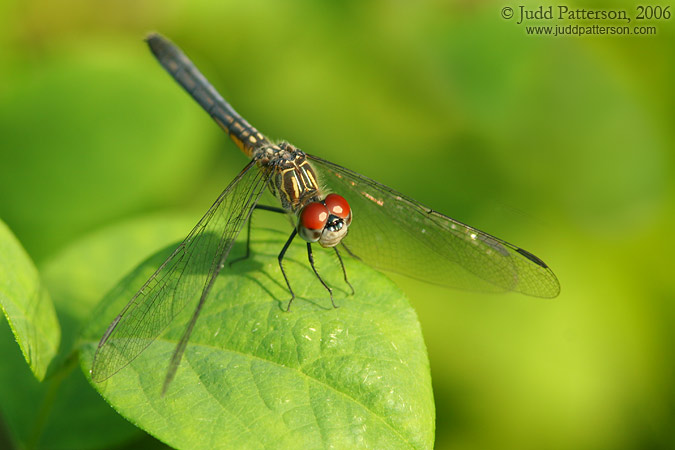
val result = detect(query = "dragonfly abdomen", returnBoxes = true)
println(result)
[209,105,267,157]
[146,33,270,157]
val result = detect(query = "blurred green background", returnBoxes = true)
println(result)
[1,0,673,449]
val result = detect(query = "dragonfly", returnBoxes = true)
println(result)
[91,33,560,394]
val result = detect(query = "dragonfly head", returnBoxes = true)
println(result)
[297,193,352,248]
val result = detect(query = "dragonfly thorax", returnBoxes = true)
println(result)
[257,142,323,213]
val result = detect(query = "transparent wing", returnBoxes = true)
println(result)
[308,155,560,298]
[91,160,269,383]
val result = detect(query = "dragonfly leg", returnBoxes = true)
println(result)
[279,229,298,311]
[340,241,359,259]
[334,247,354,295]
[230,204,286,266]
[308,243,338,309]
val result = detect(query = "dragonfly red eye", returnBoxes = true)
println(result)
[299,202,329,231]
[324,194,350,219]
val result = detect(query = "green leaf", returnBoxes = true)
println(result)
[81,227,434,449]
[0,213,192,450]
[0,219,59,380]
[42,212,199,364]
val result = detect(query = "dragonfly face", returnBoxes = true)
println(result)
[297,193,352,248]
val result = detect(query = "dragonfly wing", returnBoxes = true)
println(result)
[308,155,560,298]
[91,160,269,382]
